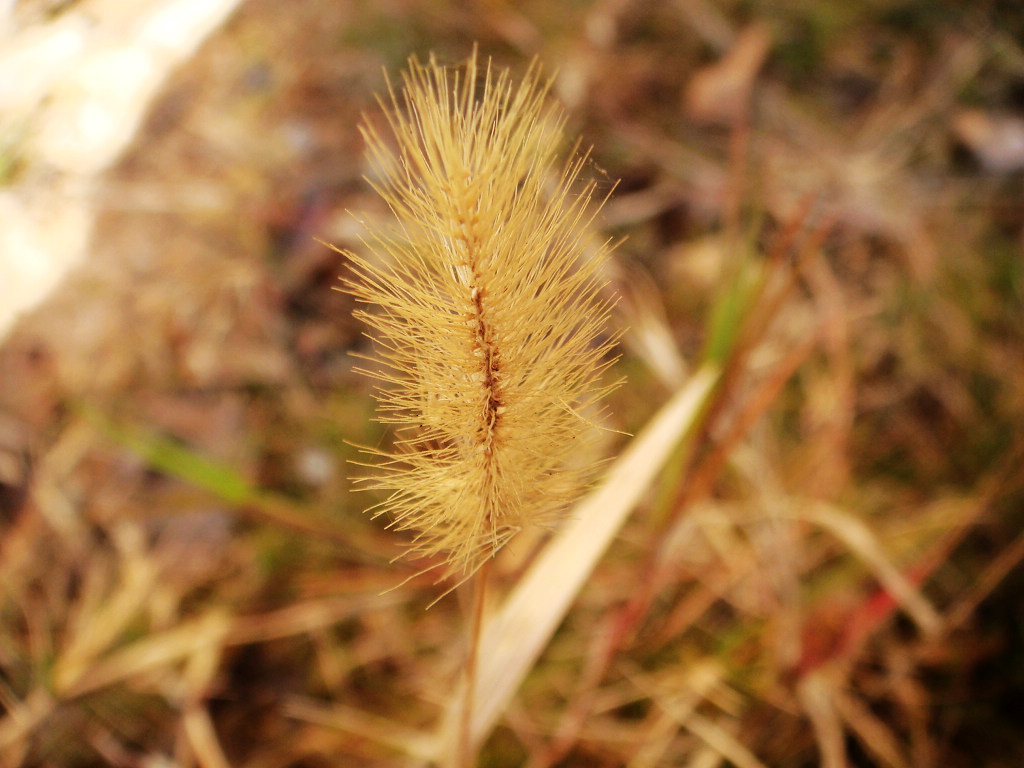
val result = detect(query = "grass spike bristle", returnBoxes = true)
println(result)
[340,48,618,582]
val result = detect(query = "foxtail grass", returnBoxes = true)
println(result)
[340,49,618,585]
[337,47,620,767]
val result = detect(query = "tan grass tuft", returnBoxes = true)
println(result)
[340,49,618,582]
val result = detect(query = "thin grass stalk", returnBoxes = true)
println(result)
[456,559,490,768]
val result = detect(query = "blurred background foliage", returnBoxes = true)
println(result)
[1,0,1023,766]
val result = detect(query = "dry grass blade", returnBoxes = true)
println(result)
[60,610,233,699]
[434,365,719,756]
[945,526,1024,631]
[797,670,848,768]
[625,660,725,768]
[832,688,912,768]
[797,502,942,637]
[183,706,233,768]
[285,697,437,762]
[0,689,53,759]
[685,713,769,768]
[57,595,395,699]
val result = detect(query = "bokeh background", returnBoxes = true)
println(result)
[2,1,1023,766]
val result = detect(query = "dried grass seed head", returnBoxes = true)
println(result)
[343,49,618,581]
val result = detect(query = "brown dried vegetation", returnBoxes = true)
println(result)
[1,1,1023,767]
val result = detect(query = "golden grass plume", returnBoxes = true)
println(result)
[341,49,618,582]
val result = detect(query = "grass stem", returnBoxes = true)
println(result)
[457,557,490,768]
